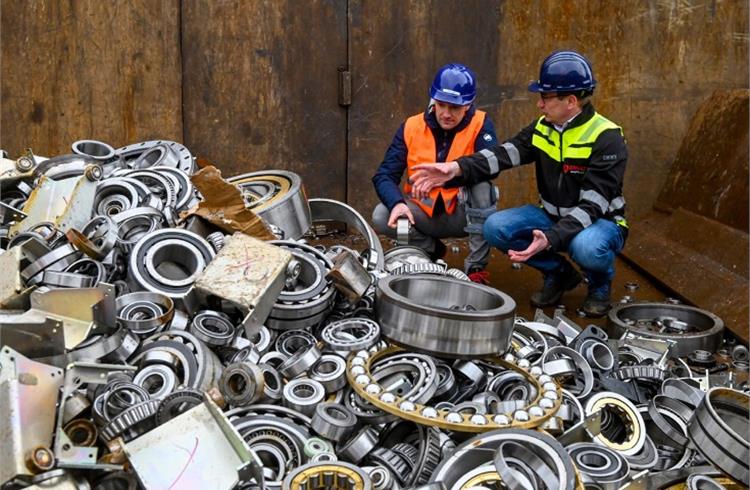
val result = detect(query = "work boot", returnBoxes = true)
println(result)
[467,267,490,285]
[582,282,612,317]
[428,240,447,262]
[530,265,582,307]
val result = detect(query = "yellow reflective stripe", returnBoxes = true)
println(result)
[615,217,629,228]
[532,134,561,162]
[532,118,561,162]
[563,146,593,159]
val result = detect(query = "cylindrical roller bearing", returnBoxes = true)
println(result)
[219,361,266,406]
[687,387,749,486]
[311,403,359,443]
[283,378,326,417]
[311,355,347,393]
[280,343,323,380]
[376,275,516,359]
[259,363,283,402]
[282,461,372,490]
[584,391,646,456]
[190,310,236,347]
[338,427,380,464]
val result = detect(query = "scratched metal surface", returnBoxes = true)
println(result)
[195,233,291,313]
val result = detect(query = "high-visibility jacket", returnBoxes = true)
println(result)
[453,103,628,251]
[403,110,486,217]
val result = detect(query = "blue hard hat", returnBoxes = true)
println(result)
[528,50,597,93]
[430,63,477,106]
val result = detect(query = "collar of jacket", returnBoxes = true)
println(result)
[423,103,477,132]
[538,102,596,131]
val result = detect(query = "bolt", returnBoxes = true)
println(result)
[15,156,34,172]
[26,446,54,472]
[732,344,749,362]
[84,164,103,181]
[624,282,639,292]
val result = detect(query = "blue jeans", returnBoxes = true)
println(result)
[483,205,625,288]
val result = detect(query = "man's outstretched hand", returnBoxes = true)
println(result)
[508,229,549,262]
[409,161,461,200]
[387,202,415,228]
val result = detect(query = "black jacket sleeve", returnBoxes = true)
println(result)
[455,121,537,185]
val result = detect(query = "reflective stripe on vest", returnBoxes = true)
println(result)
[531,112,621,163]
[403,110,486,217]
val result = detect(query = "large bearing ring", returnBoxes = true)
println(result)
[687,387,749,485]
[128,228,214,297]
[346,345,560,433]
[229,170,311,240]
[309,198,384,271]
[376,275,516,358]
[608,303,724,357]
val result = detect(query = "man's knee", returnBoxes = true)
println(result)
[482,212,513,251]
[569,233,613,271]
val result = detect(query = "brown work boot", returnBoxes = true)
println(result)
[530,265,582,307]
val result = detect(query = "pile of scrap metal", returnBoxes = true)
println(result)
[0,140,747,490]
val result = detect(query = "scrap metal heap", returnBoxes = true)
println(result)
[0,140,747,490]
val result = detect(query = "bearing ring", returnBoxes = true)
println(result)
[311,403,359,443]
[283,378,326,417]
[219,361,266,406]
[311,354,348,393]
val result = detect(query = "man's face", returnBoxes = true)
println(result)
[536,93,578,126]
[434,101,470,130]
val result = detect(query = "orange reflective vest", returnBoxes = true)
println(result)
[403,110,486,217]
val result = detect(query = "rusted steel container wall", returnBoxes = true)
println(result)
[0,1,184,156]
[2,1,748,217]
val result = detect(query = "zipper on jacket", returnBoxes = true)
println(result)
[556,127,565,217]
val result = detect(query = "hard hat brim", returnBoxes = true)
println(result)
[431,90,473,106]
[528,80,550,93]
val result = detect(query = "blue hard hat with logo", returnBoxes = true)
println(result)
[528,50,597,93]
[430,63,477,106]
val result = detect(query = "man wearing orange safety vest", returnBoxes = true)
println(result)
[371,63,498,283]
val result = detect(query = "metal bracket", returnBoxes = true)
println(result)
[53,362,136,469]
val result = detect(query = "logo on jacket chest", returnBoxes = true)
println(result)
[562,162,587,175]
